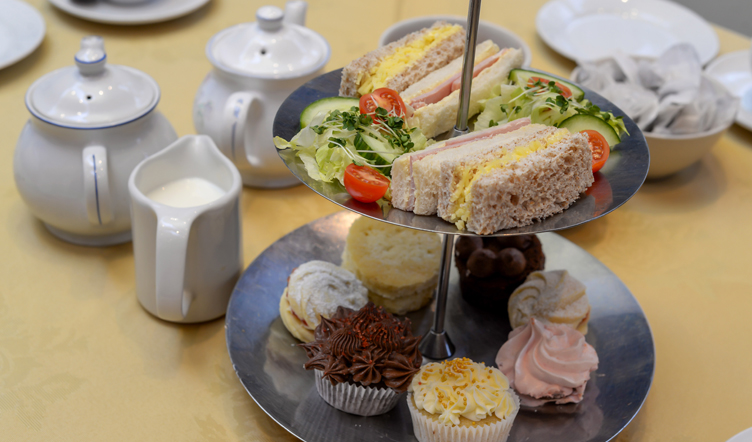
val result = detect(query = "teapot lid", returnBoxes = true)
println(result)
[26,36,160,129]
[206,5,330,79]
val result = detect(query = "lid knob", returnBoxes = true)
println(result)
[75,36,107,76]
[256,6,284,32]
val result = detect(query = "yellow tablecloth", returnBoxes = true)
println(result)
[1,1,751,440]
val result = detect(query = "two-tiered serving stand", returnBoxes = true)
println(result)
[226,1,654,441]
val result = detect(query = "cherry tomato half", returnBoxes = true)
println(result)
[343,164,390,203]
[359,88,408,117]
[581,130,610,173]
[528,76,573,99]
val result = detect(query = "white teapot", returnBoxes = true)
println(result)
[13,36,177,246]
[193,1,330,188]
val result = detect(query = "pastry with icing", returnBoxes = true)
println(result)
[508,270,590,334]
[495,318,599,407]
[279,260,368,342]
[407,357,519,442]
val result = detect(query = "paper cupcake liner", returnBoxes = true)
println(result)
[314,370,402,416]
[406,392,520,442]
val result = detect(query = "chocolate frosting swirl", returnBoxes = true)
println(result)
[300,303,422,392]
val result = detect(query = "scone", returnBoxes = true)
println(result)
[407,358,519,442]
[341,216,441,314]
[279,261,368,342]
[508,270,590,334]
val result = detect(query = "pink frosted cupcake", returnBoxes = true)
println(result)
[496,317,599,406]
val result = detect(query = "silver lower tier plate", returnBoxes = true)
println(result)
[226,212,655,442]
[273,69,650,236]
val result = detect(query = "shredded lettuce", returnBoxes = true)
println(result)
[475,80,629,138]
[274,106,428,186]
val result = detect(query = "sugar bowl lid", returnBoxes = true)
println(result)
[206,4,331,79]
[26,36,160,129]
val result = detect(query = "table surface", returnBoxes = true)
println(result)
[1,1,751,441]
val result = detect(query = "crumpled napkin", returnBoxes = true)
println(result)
[572,44,738,135]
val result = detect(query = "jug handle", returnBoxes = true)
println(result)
[222,91,262,171]
[155,212,197,321]
[82,146,114,226]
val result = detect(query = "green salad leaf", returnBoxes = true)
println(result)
[475,79,629,139]
[274,106,428,186]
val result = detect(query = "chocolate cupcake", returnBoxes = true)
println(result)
[454,235,545,312]
[301,303,422,416]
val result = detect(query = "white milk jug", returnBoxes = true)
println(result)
[129,135,243,323]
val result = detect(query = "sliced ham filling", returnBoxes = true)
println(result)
[405,117,531,209]
[408,49,508,110]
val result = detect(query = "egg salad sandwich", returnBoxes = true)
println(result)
[392,123,594,234]
[339,21,466,98]
[391,118,535,215]
[400,39,523,139]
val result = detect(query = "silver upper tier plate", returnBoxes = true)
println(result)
[272,68,649,236]
[225,211,655,442]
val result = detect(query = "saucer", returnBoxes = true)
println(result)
[47,0,211,25]
[705,50,752,133]
[536,0,718,65]
[727,428,752,442]
[0,0,45,70]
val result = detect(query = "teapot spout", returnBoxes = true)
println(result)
[283,0,307,27]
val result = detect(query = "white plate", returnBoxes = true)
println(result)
[0,0,45,70]
[727,428,752,442]
[536,0,719,65]
[705,50,752,132]
[47,0,211,26]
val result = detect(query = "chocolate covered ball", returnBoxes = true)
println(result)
[456,236,483,261]
[467,248,497,278]
[497,248,527,277]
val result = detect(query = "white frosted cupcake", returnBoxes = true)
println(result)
[407,358,519,442]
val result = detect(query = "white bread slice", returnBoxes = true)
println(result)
[462,133,594,234]
[339,22,465,97]
[411,124,554,215]
[437,126,561,219]
[410,47,523,139]
[400,40,499,101]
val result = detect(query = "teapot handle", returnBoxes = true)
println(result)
[155,211,197,321]
[82,146,113,226]
[222,91,262,171]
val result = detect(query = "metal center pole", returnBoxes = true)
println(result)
[452,0,482,138]
[419,1,482,360]
[418,234,456,359]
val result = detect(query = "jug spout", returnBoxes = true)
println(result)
[284,0,307,27]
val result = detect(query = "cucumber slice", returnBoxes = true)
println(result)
[509,69,585,102]
[559,114,621,147]
[300,97,360,128]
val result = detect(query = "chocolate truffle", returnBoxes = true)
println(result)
[454,234,545,312]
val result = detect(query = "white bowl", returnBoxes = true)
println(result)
[378,15,532,68]
[644,75,735,179]
[645,124,728,179]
